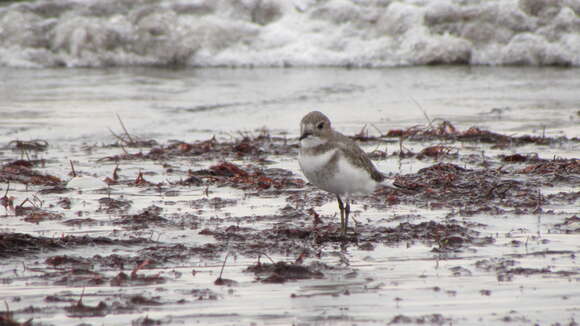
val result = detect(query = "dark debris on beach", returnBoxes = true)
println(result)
[383,119,580,146]
[0,233,151,259]
[2,125,578,254]
[1,125,577,256]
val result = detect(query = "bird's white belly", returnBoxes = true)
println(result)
[331,156,377,196]
[299,149,377,198]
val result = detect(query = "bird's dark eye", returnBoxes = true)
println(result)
[317,122,324,130]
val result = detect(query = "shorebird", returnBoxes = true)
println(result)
[298,111,385,235]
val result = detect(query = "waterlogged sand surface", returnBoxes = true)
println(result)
[0,67,579,326]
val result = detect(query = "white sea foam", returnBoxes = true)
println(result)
[1,0,579,68]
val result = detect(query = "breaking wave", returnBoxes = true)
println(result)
[1,0,579,68]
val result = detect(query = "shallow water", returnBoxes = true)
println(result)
[0,66,579,326]
[2,66,579,141]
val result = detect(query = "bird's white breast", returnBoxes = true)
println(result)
[299,146,378,198]
[299,147,337,182]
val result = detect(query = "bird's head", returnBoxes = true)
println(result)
[299,111,332,147]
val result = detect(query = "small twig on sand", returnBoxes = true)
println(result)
[3,182,9,198]
[0,182,12,216]
[107,127,123,142]
[214,252,239,286]
[357,124,368,138]
[116,113,135,144]
[112,165,120,181]
[542,125,546,139]
[77,287,86,306]
[410,97,432,126]
[108,114,138,152]
[260,252,276,264]
[131,260,150,279]
[369,123,384,137]
[18,197,38,209]
[217,253,229,280]
[294,252,306,265]
[399,135,405,156]
[69,160,77,178]
[107,128,130,155]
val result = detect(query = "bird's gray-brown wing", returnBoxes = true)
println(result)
[333,132,385,182]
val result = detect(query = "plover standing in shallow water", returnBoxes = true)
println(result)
[298,111,386,235]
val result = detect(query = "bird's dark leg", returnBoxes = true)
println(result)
[337,195,345,235]
[344,199,350,234]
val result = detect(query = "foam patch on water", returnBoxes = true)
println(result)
[1,0,579,68]
[66,175,108,190]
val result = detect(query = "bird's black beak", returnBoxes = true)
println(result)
[299,132,311,141]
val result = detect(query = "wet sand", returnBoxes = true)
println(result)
[1,67,579,325]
